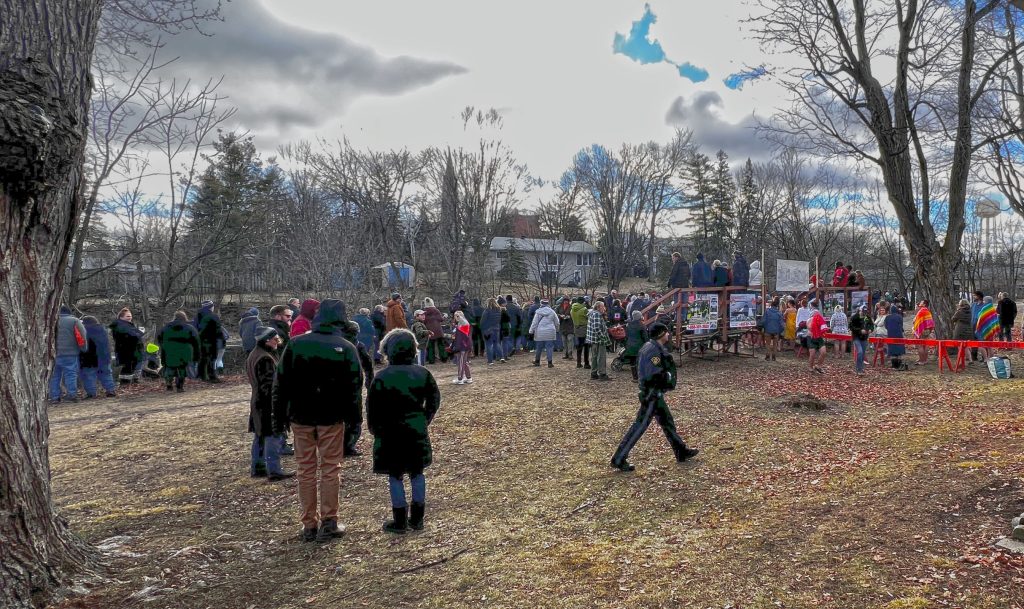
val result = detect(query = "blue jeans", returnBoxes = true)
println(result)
[388,473,426,508]
[251,434,282,475]
[418,348,427,366]
[853,338,867,373]
[555,333,563,350]
[486,333,502,363]
[49,354,80,400]
[502,336,515,358]
[534,340,554,363]
[80,363,116,396]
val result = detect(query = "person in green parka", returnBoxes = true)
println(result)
[367,328,441,534]
[156,311,200,392]
[571,296,590,369]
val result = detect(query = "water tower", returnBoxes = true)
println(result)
[976,197,1001,254]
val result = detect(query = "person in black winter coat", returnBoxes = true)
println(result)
[504,296,522,356]
[997,293,1017,342]
[272,299,362,542]
[341,320,375,457]
[668,252,691,290]
[367,328,441,533]
[246,326,293,480]
[468,298,485,356]
[195,300,224,382]
[110,308,144,384]
[731,252,749,287]
[370,304,387,363]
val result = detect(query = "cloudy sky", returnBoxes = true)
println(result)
[158,1,786,183]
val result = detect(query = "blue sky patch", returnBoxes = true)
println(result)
[612,4,666,65]
[724,66,768,90]
[613,4,709,82]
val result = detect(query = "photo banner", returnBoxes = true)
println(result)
[850,291,869,312]
[728,293,758,328]
[686,294,719,331]
[776,259,809,292]
[821,292,845,313]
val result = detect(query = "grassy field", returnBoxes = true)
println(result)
[48,348,1024,609]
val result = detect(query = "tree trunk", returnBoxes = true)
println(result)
[0,1,104,607]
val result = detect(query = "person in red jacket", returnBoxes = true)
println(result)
[831,261,849,287]
[289,299,320,338]
[807,298,829,374]
[451,310,473,384]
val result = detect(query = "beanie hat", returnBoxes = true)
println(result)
[254,326,278,343]
[497,297,506,305]
[649,323,669,340]
[381,328,418,364]
[391,292,401,300]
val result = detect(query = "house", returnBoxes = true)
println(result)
[489,237,599,287]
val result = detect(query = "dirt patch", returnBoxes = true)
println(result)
[46,350,1024,609]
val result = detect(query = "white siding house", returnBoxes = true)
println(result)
[489,237,600,287]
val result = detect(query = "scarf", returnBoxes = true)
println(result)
[912,308,934,338]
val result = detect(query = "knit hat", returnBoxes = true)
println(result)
[201,300,214,308]
[497,297,506,305]
[391,292,401,300]
[631,310,642,321]
[540,298,549,305]
[342,321,359,341]
[534,296,541,303]
[414,309,425,316]
[254,326,278,343]
[649,323,669,340]
[381,328,418,364]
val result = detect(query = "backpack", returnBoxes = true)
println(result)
[809,312,827,339]
[987,356,1013,379]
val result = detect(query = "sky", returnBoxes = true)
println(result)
[155,0,786,187]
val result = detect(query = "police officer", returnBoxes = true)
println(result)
[610,323,698,472]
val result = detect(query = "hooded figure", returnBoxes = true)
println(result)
[239,307,261,353]
[290,299,320,338]
[272,299,362,541]
[341,320,375,457]
[748,260,763,286]
[367,328,441,533]
[731,253,749,287]
[691,253,713,287]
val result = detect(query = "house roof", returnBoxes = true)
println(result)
[489,237,598,254]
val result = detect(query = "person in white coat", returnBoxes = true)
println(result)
[749,260,763,286]
[529,299,559,368]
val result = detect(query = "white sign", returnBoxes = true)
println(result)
[729,294,758,328]
[776,259,810,292]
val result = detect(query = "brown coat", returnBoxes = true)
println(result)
[386,299,408,331]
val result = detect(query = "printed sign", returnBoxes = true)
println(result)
[850,291,869,312]
[776,259,810,292]
[729,293,758,328]
[686,294,719,331]
[821,292,845,313]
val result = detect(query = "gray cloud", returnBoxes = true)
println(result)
[665,91,775,161]
[157,1,467,134]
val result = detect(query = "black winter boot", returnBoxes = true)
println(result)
[409,502,425,531]
[383,506,408,534]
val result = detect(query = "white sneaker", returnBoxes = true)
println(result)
[464,378,474,384]
[456,379,466,385]
[452,377,462,384]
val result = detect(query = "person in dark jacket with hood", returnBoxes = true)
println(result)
[523,296,541,352]
[731,252,749,287]
[272,299,362,542]
[157,311,200,393]
[712,260,731,287]
[79,315,117,398]
[341,320,375,457]
[239,307,261,354]
[468,298,485,356]
[110,307,144,385]
[885,305,908,370]
[449,289,467,315]
[480,298,503,364]
[691,253,713,288]
[247,326,293,481]
[367,328,441,533]
[194,301,224,383]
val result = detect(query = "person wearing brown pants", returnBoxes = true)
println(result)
[272,299,363,542]
[291,423,345,536]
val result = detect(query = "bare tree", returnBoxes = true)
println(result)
[753,0,1023,335]
[0,3,104,607]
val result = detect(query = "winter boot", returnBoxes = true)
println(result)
[383,506,408,534]
[409,502,425,531]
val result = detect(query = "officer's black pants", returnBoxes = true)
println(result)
[612,394,687,465]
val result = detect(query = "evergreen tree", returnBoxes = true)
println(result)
[679,152,714,252]
[708,150,736,257]
[498,238,528,282]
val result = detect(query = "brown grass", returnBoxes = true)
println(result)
[47,349,1024,609]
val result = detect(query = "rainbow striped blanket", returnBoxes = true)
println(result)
[912,308,934,338]
[975,302,998,341]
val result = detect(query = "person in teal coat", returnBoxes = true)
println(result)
[367,328,441,534]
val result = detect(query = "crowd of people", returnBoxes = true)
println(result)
[46,257,1019,540]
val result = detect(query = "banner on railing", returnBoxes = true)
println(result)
[728,293,757,328]
[776,259,809,292]
[686,293,719,330]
